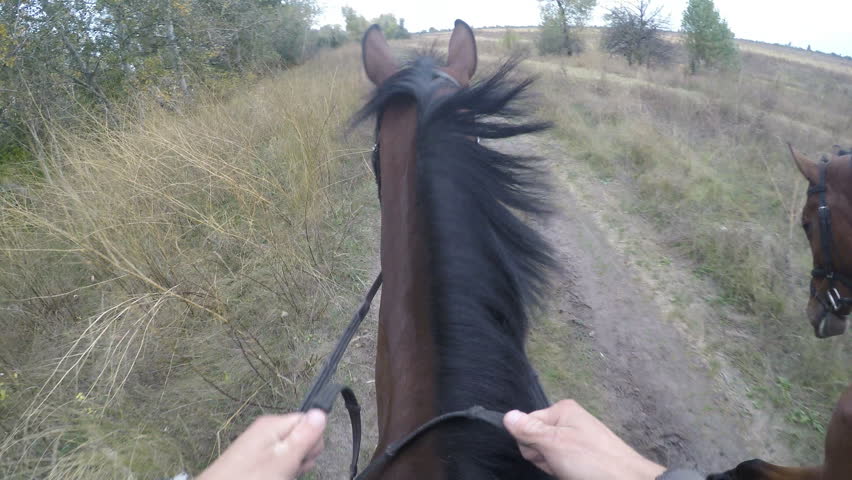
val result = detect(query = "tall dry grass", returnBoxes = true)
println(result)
[530,34,852,458]
[0,45,376,478]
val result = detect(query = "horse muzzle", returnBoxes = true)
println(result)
[810,307,848,338]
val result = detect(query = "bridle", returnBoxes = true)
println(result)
[297,68,509,479]
[807,157,852,335]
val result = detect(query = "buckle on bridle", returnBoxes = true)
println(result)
[827,287,842,312]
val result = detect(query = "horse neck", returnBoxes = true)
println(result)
[373,102,442,479]
[823,383,852,479]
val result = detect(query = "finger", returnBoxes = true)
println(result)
[303,438,325,463]
[503,410,554,446]
[530,399,582,427]
[517,444,540,460]
[244,414,303,450]
[519,443,548,464]
[297,458,317,476]
[272,409,327,470]
[518,448,553,475]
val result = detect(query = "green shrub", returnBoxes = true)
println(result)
[682,0,740,72]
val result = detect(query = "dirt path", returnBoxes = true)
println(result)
[510,136,752,472]
[314,134,787,478]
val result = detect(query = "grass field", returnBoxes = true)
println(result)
[1,26,850,477]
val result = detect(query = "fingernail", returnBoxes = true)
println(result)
[306,409,327,427]
[504,410,525,426]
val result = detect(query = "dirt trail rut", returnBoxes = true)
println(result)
[510,136,753,472]
[315,135,768,478]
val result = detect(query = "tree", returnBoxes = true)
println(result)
[681,0,738,73]
[373,13,409,39]
[602,0,672,67]
[342,6,369,39]
[311,24,347,49]
[537,0,596,55]
[0,0,324,167]
[342,7,408,40]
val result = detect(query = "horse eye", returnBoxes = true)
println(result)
[802,222,811,234]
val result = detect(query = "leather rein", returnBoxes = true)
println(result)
[297,69,507,480]
[297,272,507,480]
[808,157,852,335]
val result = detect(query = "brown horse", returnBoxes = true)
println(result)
[354,21,556,479]
[708,146,852,480]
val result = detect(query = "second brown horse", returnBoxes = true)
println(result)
[708,146,852,480]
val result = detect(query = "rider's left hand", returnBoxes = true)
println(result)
[196,409,327,480]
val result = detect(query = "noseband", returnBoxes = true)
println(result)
[808,157,852,332]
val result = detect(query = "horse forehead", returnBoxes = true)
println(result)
[378,101,418,147]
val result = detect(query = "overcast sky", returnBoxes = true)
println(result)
[316,0,852,57]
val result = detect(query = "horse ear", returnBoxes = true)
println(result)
[362,25,398,86]
[447,19,477,83]
[789,144,819,184]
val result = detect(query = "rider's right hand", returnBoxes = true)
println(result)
[504,399,666,480]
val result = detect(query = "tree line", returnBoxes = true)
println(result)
[0,1,334,165]
[0,2,411,170]
[537,0,739,71]
[0,0,739,171]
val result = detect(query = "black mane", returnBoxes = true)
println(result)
[355,56,555,479]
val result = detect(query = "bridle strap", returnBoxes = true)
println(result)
[432,68,462,88]
[299,273,383,412]
[813,159,834,276]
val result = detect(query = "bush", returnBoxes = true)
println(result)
[311,25,347,50]
[602,0,673,67]
[538,14,583,55]
[500,29,531,56]
[681,0,739,72]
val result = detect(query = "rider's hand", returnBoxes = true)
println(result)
[197,409,327,480]
[504,400,666,480]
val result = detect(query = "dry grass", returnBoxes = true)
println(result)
[0,45,376,479]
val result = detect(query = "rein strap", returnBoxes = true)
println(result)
[353,406,506,480]
[296,271,510,480]
[299,273,382,479]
